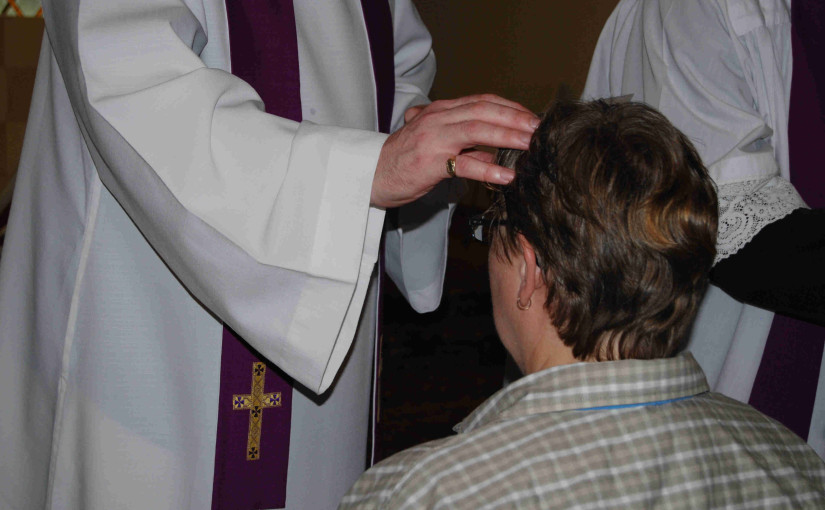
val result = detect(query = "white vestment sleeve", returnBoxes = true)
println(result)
[383,0,458,313]
[582,0,806,262]
[43,0,387,393]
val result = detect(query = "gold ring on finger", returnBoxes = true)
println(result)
[446,157,457,178]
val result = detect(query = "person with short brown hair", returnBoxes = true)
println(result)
[340,100,825,509]
[490,99,717,363]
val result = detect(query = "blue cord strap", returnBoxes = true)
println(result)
[574,394,696,412]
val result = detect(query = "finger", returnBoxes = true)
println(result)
[461,149,496,164]
[436,102,539,135]
[404,105,425,123]
[451,120,533,151]
[424,94,537,116]
[455,154,515,185]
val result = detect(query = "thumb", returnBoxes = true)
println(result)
[404,105,425,123]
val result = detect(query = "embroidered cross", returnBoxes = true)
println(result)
[232,362,282,460]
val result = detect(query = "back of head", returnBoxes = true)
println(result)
[492,99,718,361]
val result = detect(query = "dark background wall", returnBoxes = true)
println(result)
[0,16,42,253]
[417,0,616,110]
[376,0,619,461]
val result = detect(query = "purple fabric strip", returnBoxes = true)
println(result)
[360,0,396,135]
[225,0,302,122]
[360,0,395,465]
[748,1,825,440]
[213,1,302,508]
[788,0,825,209]
[749,316,824,439]
[212,329,294,509]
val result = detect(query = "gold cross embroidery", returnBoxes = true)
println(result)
[232,362,282,460]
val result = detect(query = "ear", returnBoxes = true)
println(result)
[517,234,544,308]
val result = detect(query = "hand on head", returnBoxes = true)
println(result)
[370,94,539,208]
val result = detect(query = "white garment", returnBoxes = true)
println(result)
[583,0,806,262]
[0,0,451,509]
[583,0,825,458]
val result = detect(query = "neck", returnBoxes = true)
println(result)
[521,327,580,374]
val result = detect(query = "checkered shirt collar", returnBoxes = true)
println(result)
[456,353,710,433]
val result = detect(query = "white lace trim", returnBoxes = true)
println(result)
[716,176,807,264]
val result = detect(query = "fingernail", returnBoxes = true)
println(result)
[520,133,532,146]
[496,170,515,184]
[529,117,540,129]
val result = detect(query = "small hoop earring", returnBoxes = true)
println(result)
[516,297,532,311]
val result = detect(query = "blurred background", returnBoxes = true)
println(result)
[0,0,41,255]
[0,0,620,460]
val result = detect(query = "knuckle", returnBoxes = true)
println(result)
[469,101,489,116]
[506,107,523,120]
[462,120,483,138]
[484,165,499,182]
[432,98,454,111]
[484,124,504,140]
[411,117,432,135]
[517,110,535,123]
[456,120,477,138]
[497,105,519,123]
[507,132,524,147]
[412,111,429,126]
[420,110,442,127]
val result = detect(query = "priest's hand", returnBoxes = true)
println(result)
[370,94,538,208]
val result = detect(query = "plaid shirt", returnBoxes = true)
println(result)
[341,354,825,509]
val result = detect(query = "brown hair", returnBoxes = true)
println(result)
[491,100,717,360]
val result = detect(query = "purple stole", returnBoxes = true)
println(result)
[747,1,825,440]
[211,1,395,508]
